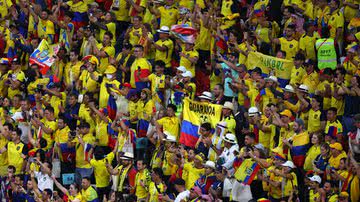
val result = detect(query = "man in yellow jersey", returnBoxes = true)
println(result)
[156,104,180,139]
[91,31,116,74]
[134,159,151,201]
[29,8,55,44]
[31,106,57,151]
[148,0,178,28]
[0,127,28,174]
[68,122,95,185]
[125,16,144,46]
[179,39,199,77]
[64,49,83,90]
[130,45,152,91]
[221,102,236,134]
[324,107,343,143]
[301,59,319,94]
[151,26,174,73]
[5,58,25,99]
[90,11,117,46]
[290,53,306,87]
[271,24,299,60]
[328,142,347,169]
[111,0,130,38]
[98,65,121,108]
[42,82,66,118]
[81,177,99,202]
[53,115,72,173]
[0,121,12,176]
[299,21,319,61]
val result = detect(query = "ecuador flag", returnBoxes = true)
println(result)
[179,98,222,147]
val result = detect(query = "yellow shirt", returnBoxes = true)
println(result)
[148,182,165,202]
[158,5,179,27]
[279,37,299,60]
[54,126,71,144]
[179,49,199,76]
[74,133,95,169]
[157,116,180,139]
[299,33,319,60]
[238,42,257,65]
[343,58,359,86]
[331,83,345,116]
[27,78,50,95]
[128,101,139,124]
[99,79,121,108]
[49,92,67,118]
[138,100,155,121]
[97,44,116,74]
[304,145,321,171]
[7,141,26,174]
[128,27,143,46]
[317,80,331,110]
[329,151,347,169]
[301,71,319,94]
[37,19,55,44]
[162,151,178,176]
[7,70,25,99]
[99,22,116,46]
[112,0,130,22]
[64,61,83,87]
[148,73,166,93]
[309,190,320,202]
[268,168,283,199]
[328,10,344,40]
[81,186,98,202]
[183,163,205,190]
[90,152,115,188]
[155,39,174,67]
[78,104,96,133]
[0,135,8,169]
[130,58,152,88]
[325,120,343,139]
[40,119,58,150]
[0,0,13,22]
[95,119,109,147]
[344,0,360,22]
[79,70,99,94]
[135,169,151,199]
[68,193,82,202]
[315,6,331,29]
[283,172,298,197]
[307,109,322,134]
[195,19,211,51]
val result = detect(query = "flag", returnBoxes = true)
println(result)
[137,119,149,138]
[247,52,293,87]
[179,98,222,147]
[84,143,93,161]
[71,3,88,30]
[107,95,117,121]
[29,39,60,75]
[290,133,310,168]
[326,126,339,139]
[170,24,197,44]
[234,159,261,185]
[59,143,75,163]
[0,58,9,65]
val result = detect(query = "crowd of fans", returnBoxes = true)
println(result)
[0,0,360,202]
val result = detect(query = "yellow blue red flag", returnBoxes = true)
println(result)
[29,39,60,75]
[179,98,222,147]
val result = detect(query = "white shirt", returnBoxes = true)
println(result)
[35,171,54,191]
[174,190,190,202]
[219,144,239,170]
[11,111,31,144]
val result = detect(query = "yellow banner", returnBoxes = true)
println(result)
[182,97,223,128]
[247,51,293,80]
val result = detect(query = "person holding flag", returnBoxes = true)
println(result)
[130,45,152,91]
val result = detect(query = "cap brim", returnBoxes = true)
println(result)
[198,96,212,100]
[157,30,169,34]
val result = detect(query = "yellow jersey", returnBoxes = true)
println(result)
[90,152,115,188]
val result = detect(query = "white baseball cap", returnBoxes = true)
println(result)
[248,106,260,117]
[264,75,278,83]
[308,175,321,184]
[198,91,213,101]
[204,161,216,169]
[281,161,295,169]
[222,133,237,144]
[283,85,295,93]
[298,84,309,93]
[177,66,187,73]
[181,71,193,78]
[157,26,170,34]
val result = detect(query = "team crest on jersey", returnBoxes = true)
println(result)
[290,44,293,48]
[314,114,318,119]
[17,146,20,150]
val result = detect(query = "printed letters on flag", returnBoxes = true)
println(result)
[179,98,222,147]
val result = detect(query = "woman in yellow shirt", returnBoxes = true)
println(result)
[304,133,322,171]
[52,176,82,202]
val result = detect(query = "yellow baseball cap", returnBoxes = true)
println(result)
[104,65,117,74]
[329,142,343,151]
[280,109,292,118]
